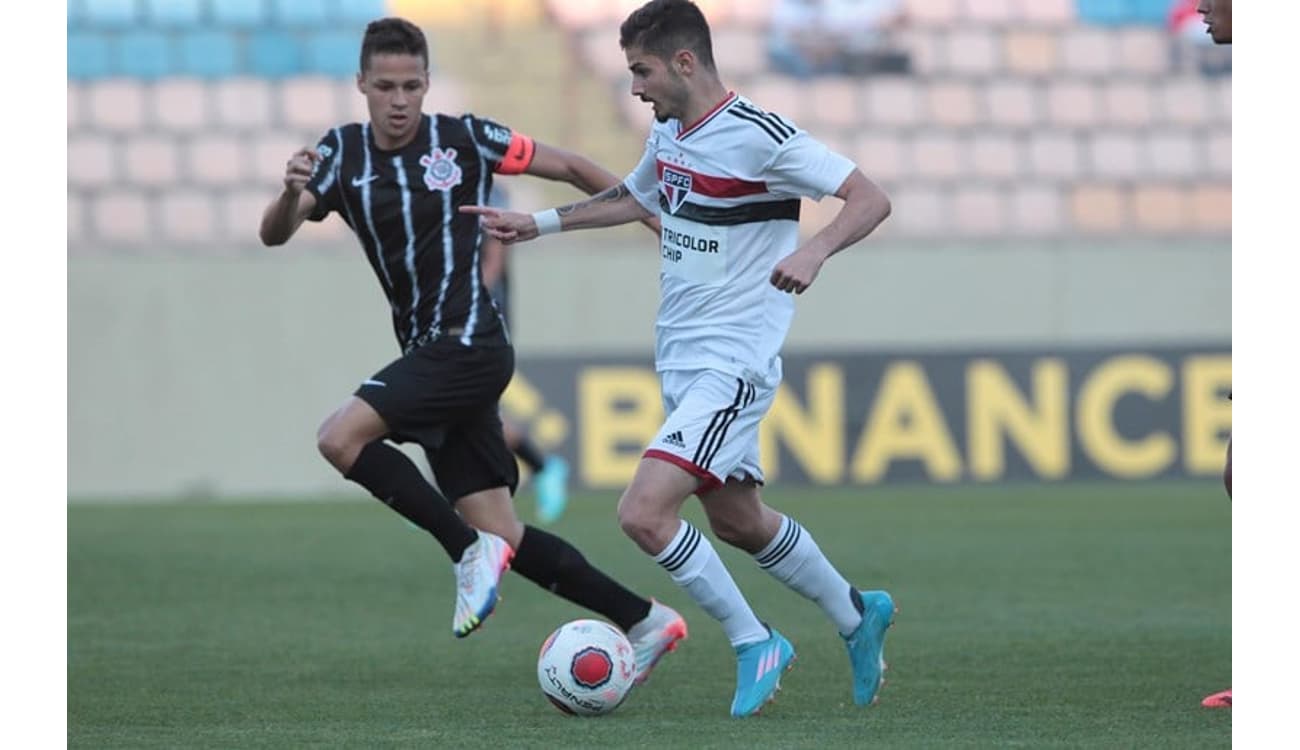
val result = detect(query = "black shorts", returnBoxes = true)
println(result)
[355,339,518,502]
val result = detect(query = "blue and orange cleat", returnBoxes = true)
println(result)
[730,626,796,717]
[844,590,897,706]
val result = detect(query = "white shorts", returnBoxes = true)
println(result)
[644,369,776,494]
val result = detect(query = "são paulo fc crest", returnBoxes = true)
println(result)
[662,167,692,214]
[420,147,463,191]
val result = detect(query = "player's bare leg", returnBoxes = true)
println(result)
[620,458,788,716]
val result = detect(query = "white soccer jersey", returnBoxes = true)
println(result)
[623,92,856,385]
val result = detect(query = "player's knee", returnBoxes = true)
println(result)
[707,513,751,548]
[617,491,672,553]
[316,419,359,473]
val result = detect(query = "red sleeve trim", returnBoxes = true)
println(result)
[495,132,535,175]
[643,449,724,495]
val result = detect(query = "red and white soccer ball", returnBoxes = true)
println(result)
[537,619,636,716]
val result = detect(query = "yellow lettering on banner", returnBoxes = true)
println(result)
[967,358,1070,481]
[759,364,844,483]
[1076,355,1175,478]
[501,373,543,419]
[1183,355,1232,475]
[851,361,962,483]
[579,368,663,488]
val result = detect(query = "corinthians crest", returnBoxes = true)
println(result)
[420,147,463,191]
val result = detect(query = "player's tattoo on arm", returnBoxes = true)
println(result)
[556,183,631,216]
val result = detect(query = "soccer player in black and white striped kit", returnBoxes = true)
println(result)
[258,18,685,680]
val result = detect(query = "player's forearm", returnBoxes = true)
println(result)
[259,190,304,246]
[802,177,891,262]
[553,183,653,232]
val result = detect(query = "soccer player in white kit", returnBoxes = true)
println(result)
[464,0,895,717]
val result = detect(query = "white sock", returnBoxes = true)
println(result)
[754,515,864,637]
[654,520,769,647]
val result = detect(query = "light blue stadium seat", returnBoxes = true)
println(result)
[212,0,269,28]
[1075,0,1165,26]
[272,0,329,27]
[67,0,85,28]
[177,31,240,79]
[68,31,112,80]
[335,0,387,25]
[249,30,303,78]
[116,31,172,80]
[84,0,137,28]
[306,30,359,77]
[145,0,204,28]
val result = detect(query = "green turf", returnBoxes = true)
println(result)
[68,483,1230,749]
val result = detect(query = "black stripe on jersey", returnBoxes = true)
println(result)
[661,195,801,226]
[733,101,794,139]
[726,108,787,144]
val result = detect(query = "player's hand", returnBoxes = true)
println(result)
[283,147,320,195]
[770,248,825,295]
[459,205,539,243]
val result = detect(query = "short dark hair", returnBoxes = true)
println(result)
[619,0,716,72]
[360,17,429,72]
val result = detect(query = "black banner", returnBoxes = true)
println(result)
[502,347,1231,488]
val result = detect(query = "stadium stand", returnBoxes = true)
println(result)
[67,0,1229,249]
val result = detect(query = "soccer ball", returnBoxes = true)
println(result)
[537,619,636,716]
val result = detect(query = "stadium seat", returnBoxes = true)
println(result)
[1101,80,1154,126]
[1115,28,1168,75]
[904,0,959,26]
[89,79,146,131]
[1003,30,1058,75]
[1133,186,1187,231]
[854,133,905,182]
[68,192,85,244]
[1145,132,1197,178]
[116,31,172,81]
[188,135,247,186]
[124,135,180,186]
[953,187,1006,236]
[944,29,999,75]
[271,0,329,28]
[94,191,152,243]
[1191,184,1230,231]
[145,0,203,28]
[248,30,304,78]
[1046,80,1100,127]
[214,78,274,129]
[1028,132,1083,179]
[925,81,978,127]
[212,0,269,29]
[68,31,112,80]
[160,190,217,242]
[865,78,921,126]
[177,31,240,79]
[305,31,360,77]
[281,77,339,130]
[1088,132,1141,180]
[970,134,1021,180]
[67,0,84,28]
[83,0,137,28]
[910,134,962,180]
[1008,185,1064,235]
[985,80,1038,127]
[67,134,116,189]
[152,79,210,132]
[335,0,388,25]
[1075,0,1130,25]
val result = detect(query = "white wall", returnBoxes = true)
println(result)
[67,238,1230,498]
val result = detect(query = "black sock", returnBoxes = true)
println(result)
[345,441,477,562]
[514,438,546,474]
[511,526,652,632]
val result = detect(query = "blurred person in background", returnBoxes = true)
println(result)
[468,0,895,717]
[767,0,909,78]
[1196,0,1231,711]
[480,184,570,525]
[258,17,686,680]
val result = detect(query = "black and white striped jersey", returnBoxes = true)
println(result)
[623,92,857,385]
[304,112,536,352]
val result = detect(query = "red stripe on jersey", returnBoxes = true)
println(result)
[677,91,737,140]
[657,160,768,199]
[495,133,535,175]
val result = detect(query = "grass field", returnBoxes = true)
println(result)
[68,483,1230,748]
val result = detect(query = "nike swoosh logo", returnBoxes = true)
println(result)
[351,174,379,187]
[361,378,386,387]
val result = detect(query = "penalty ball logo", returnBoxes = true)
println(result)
[570,647,613,689]
[662,167,692,214]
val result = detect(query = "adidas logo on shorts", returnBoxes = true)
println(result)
[662,430,686,449]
